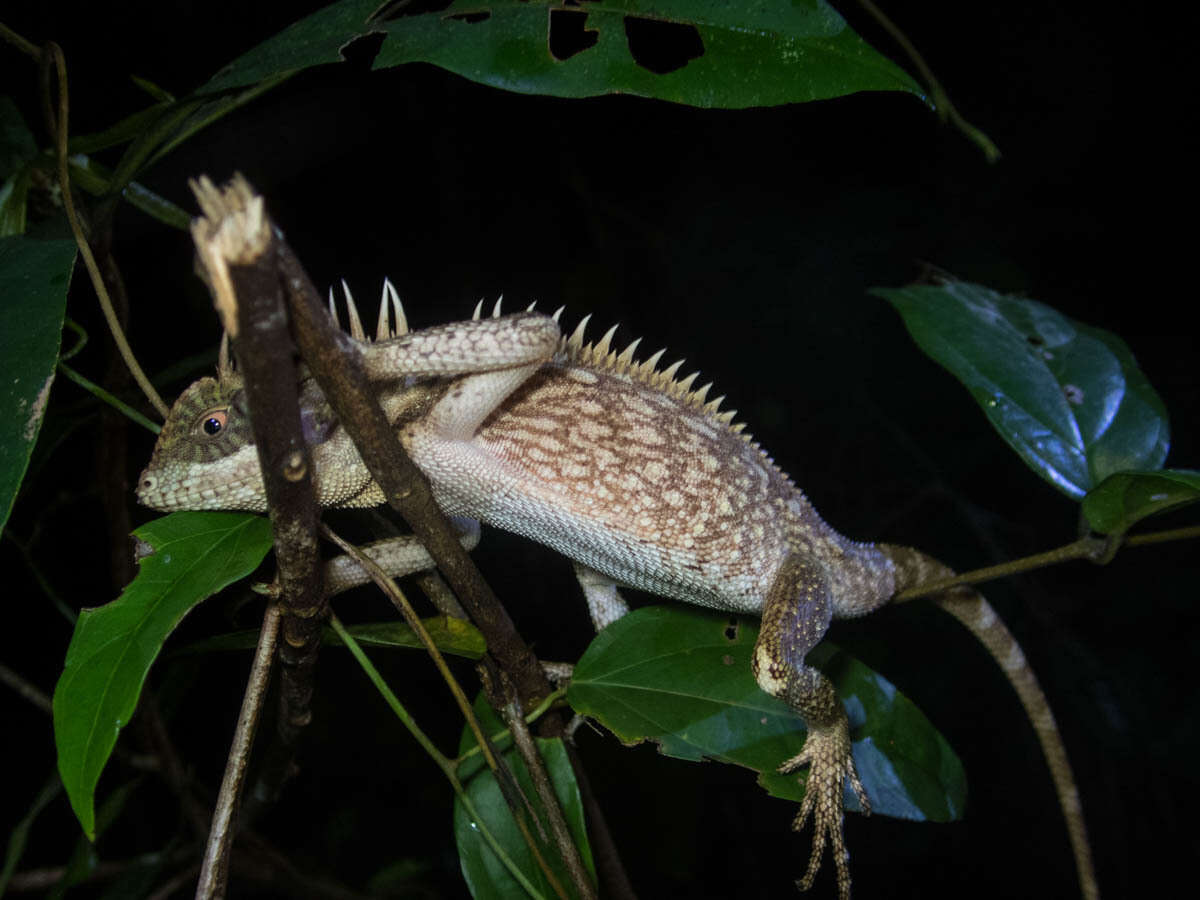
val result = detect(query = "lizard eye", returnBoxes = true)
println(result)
[198,408,228,437]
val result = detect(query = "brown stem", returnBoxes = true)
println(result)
[196,604,281,900]
[502,691,597,900]
[190,175,327,753]
[275,236,553,711]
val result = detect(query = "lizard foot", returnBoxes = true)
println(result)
[779,722,869,899]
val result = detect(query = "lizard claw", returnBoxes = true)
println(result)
[778,722,868,899]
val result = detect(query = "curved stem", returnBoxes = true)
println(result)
[42,42,169,419]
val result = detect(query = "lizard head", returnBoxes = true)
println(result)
[137,367,384,513]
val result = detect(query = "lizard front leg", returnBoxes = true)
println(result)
[753,554,867,900]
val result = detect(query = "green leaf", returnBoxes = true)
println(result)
[874,278,1170,499]
[0,235,77,532]
[200,0,385,93]
[53,511,273,838]
[375,0,925,108]
[568,606,965,822]
[66,155,191,230]
[454,696,595,899]
[176,616,487,659]
[201,0,925,109]
[1081,469,1200,535]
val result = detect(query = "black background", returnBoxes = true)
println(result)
[2,2,1196,898]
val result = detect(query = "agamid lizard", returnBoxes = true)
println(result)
[137,283,1097,898]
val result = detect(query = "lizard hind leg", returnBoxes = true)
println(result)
[752,554,867,900]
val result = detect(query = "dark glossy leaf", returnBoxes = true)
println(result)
[1081,469,1200,535]
[202,0,924,109]
[53,512,272,838]
[201,0,385,93]
[875,279,1169,499]
[454,696,595,899]
[568,606,965,822]
[374,0,925,109]
[0,235,77,531]
[176,616,486,659]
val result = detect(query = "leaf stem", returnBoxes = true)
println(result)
[853,0,1001,162]
[57,361,161,434]
[41,42,169,418]
[455,687,568,766]
[0,21,40,59]
[895,524,1199,600]
[328,615,546,900]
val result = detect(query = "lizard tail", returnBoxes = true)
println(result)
[878,544,1098,900]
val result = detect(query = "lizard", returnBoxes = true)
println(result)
[136,282,1096,899]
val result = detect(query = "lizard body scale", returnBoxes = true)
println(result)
[137,286,1095,898]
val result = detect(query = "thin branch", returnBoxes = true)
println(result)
[40,42,169,418]
[196,604,281,900]
[503,692,597,899]
[322,526,581,896]
[0,21,40,59]
[321,525,504,775]
[328,616,547,900]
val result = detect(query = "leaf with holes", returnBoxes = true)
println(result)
[567,606,965,821]
[1081,469,1200,535]
[202,0,925,109]
[875,278,1170,499]
[53,512,273,838]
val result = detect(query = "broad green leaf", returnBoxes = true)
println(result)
[455,696,595,899]
[176,616,486,659]
[201,0,925,109]
[1081,469,1200,535]
[53,512,273,838]
[0,235,77,532]
[568,606,965,822]
[875,279,1170,499]
[374,0,925,108]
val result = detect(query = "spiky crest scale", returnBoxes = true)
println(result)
[318,281,786,483]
